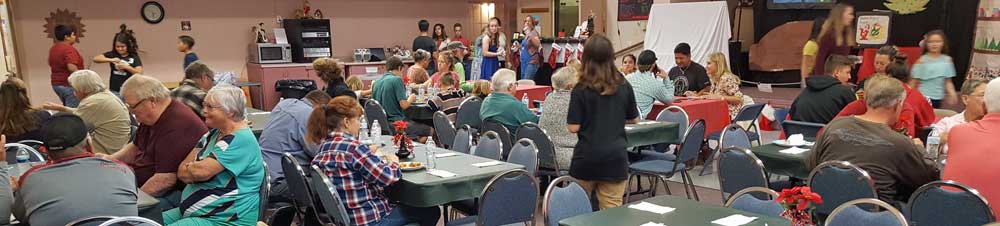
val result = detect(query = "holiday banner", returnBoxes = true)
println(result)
[969,0,1000,80]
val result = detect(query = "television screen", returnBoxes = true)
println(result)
[768,0,836,10]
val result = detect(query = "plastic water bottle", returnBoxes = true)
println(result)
[359,115,370,142]
[371,121,382,144]
[926,132,941,161]
[15,149,30,164]
[425,140,437,169]
[521,93,530,107]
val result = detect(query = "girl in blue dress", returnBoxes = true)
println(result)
[911,30,958,108]
[480,17,502,80]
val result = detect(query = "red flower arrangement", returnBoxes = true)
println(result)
[392,120,414,158]
[776,186,823,226]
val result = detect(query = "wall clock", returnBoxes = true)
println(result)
[141,1,164,24]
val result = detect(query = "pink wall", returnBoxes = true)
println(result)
[13,0,470,104]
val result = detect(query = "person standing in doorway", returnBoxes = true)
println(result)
[49,25,84,107]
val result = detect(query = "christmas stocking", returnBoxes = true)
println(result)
[549,44,561,68]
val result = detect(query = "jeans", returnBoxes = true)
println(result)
[373,205,441,226]
[156,189,183,211]
[521,63,539,80]
[268,180,294,205]
[52,85,80,107]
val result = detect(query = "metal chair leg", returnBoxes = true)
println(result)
[649,176,659,197]
[624,174,635,202]
[684,171,700,201]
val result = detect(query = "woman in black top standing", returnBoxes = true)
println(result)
[93,24,143,93]
[314,57,357,99]
[566,34,639,210]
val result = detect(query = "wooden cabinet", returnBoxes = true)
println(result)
[247,63,327,111]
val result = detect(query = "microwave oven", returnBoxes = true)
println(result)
[249,43,292,64]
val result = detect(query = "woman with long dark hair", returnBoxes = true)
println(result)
[432,23,448,51]
[566,34,640,210]
[0,77,52,142]
[480,17,503,80]
[93,24,143,93]
[812,4,856,76]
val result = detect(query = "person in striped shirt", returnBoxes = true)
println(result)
[430,73,467,122]
[309,96,440,226]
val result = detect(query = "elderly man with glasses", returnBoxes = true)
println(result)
[931,79,989,152]
[101,74,208,211]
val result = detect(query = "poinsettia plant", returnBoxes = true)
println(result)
[776,186,823,226]
[391,120,413,154]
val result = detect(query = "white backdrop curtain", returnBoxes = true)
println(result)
[644,1,732,71]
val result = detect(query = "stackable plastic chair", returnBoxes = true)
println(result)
[781,120,825,140]
[516,122,562,178]
[627,119,707,201]
[452,125,474,154]
[433,111,457,149]
[474,131,503,161]
[363,99,394,136]
[507,138,539,175]
[446,170,539,226]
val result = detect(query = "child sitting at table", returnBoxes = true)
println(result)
[429,74,467,121]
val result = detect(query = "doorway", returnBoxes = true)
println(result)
[554,0,579,37]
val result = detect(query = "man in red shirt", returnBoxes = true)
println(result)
[451,23,471,56]
[48,25,84,107]
[100,74,208,210]
[943,78,1000,217]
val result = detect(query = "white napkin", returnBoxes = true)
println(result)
[427,169,457,178]
[625,126,635,130]
[639,222,667,226]
[628,202,675,214]
[435,153,459,158]
[711,214,758,226]
[638,121,658,125]
[779,147,810,155]
[471,161,504,167]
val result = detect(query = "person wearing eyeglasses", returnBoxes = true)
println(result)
[100,74,208,211]
[170,61,215,119]
[931,79,989,153]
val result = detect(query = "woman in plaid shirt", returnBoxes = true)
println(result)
[307,96,441,226]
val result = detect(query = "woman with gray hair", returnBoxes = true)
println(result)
[42,70,131,154]
[167,85,264,225]
[538,67,579,170]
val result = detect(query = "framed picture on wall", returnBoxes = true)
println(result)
[855,11,892,48]
[618,0,652,21]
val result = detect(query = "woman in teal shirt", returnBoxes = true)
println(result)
[911,30,958,108]
[167,86,264,226]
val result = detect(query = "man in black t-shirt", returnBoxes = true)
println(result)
[412,19,437,74]
[668,43,710,93]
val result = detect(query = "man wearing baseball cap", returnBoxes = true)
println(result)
[626,50,675,117]
[3,113,138,226]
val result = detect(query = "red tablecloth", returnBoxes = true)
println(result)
[648,99,731,137]
[514,85,552,104]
